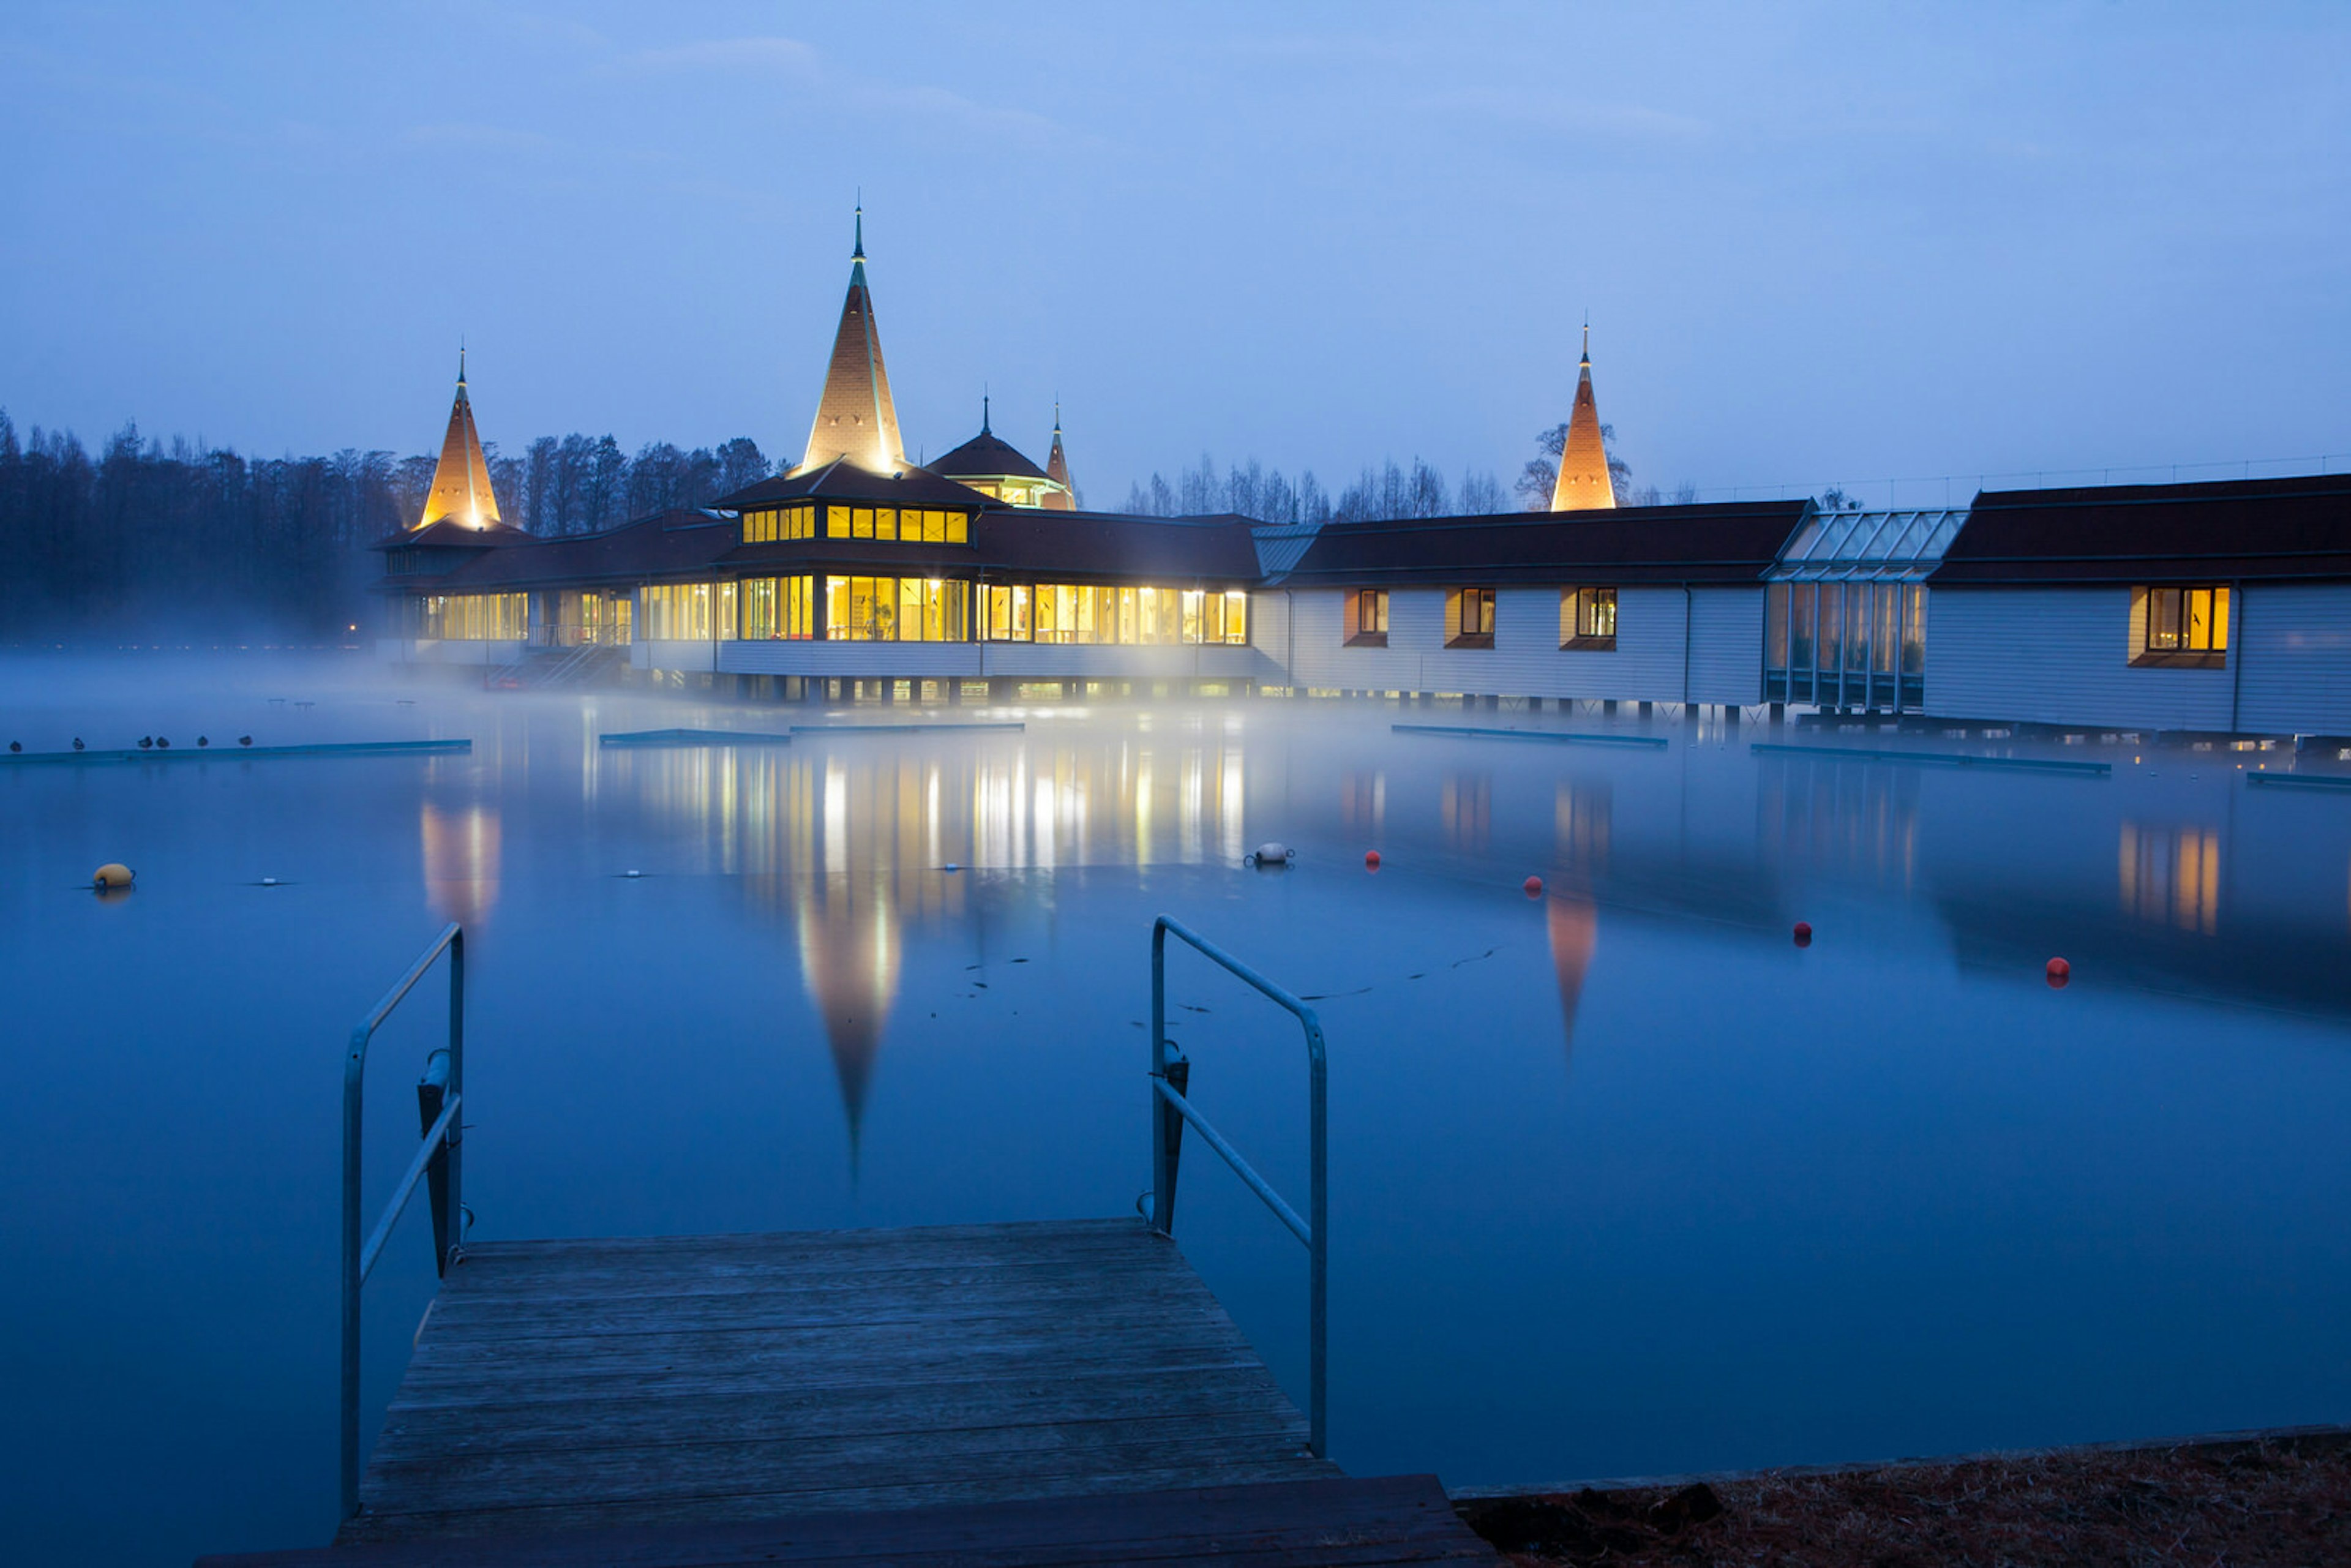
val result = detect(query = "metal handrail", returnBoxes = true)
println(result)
[1150,914,1328,1459]
[340,922,465,1521]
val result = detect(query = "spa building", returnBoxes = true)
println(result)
[377,219,2351,738]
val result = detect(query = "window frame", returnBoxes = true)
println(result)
[1444,586,1496,650]
[2131,583,2230,669]
[1344,588,1389,647]
[1559,586,1618,651]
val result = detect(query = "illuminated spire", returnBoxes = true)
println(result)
[1550,316,1615,512]
[1042,401,1075,510]
[417,348,501,530]
[801,203,906,473]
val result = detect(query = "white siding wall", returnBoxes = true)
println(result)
[1688,588,1764,705]
[2237,583,2351,735]
[1275,584,1764,702]
[1924,587,2236,730]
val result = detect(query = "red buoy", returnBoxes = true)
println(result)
[1793,921,1813,947]
[1364,850,1381,871]
[2047,956,2071,988]
[1523,875,1543,898]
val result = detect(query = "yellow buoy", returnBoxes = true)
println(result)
[93,863,135,890]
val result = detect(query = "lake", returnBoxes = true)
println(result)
[5,651,2350,1565]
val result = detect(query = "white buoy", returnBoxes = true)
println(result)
[1248,842,1295,867]
[261,876,279,887]
[624,869,643,879]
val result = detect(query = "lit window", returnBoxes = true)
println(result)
[827,505,850,539]
[1346,588,1389,646]
[1445,587,1495,648]
[1560,587,1617,649]
[2135,585,2230,666]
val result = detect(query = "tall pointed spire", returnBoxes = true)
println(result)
[801,204,906,473]
[1042,402,1075,510]
[1550,316,1616,512]
[418,348,501,530]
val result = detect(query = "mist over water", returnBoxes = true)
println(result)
[6,653,2351,1565]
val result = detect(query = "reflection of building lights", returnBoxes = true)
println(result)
[420,800,501,928]
[1548,895,1599,1065]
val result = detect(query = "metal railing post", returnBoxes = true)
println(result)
[1148,914,1330,1459]
[338,921,466,1522]
[339,1021,367,1522]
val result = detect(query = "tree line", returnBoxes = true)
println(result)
[1122,424,1690,522]
[0,411,774,641]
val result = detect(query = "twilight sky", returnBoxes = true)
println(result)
[2,1,2344,507]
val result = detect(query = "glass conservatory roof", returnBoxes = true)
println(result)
[1767,508,1967,582]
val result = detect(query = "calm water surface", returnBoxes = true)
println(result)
[6,652,2351,1565]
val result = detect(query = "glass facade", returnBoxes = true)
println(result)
[639,582,738,641]
[741,576,817,640]
[822,577,970,642]
[978,585,1247,647]
[1764,509,1963,711]
[422,592,529,640]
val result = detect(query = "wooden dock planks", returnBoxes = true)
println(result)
[207,1472,1496,1566]
[339,1218,1341,1545]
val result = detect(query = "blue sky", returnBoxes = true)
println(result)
[1,1,2344,505]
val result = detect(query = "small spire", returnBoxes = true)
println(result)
[1580,315,1590,366]
[1053,398,1062,435]
[981,389,991,435]
[853,198,864,260]
[457,340,467,385]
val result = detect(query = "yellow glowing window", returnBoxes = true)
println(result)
[827,505,849,538]
[946,511,968,544]
[851,508,874,539]
[876,508,897,541]
[1561,587,1617,647]
[2141,585,2230,658]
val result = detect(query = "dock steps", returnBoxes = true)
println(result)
[333,1218,1340,1545]
[200,1474,1494,1566]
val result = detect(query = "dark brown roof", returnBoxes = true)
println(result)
[714,457,996,512]
[931,429,1050,483]
[423,511,741,591]
[1278,501,1815,587]
[971,511,1262,583]
[1929,473,2351,585]
[372,519,535,552]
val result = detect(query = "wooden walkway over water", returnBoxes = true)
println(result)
[203,1218,1493,1566]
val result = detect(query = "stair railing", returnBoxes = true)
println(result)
[340,922,466,1520]
[1149,914,1329,1458]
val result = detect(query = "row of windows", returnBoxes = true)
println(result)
[979,585,1248,646]
[742,505,819,542]
[743,505,972,546]
[1346,588,1618,651]
[633,578,1247,646]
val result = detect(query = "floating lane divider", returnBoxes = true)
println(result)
[789,721,1026,735]
[2247,771,2351,792]
[1,738,470,767]
[599,728,795,749]
[1750,741,2110,776]
[1390,722,1669,751]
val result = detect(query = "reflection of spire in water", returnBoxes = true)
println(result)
[420,801,500,929]
[1547,894,1599,1068]
[796,872,899,1174]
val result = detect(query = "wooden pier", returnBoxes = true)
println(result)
[204,1217,1491,1566]
[202,920,1494,1565]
